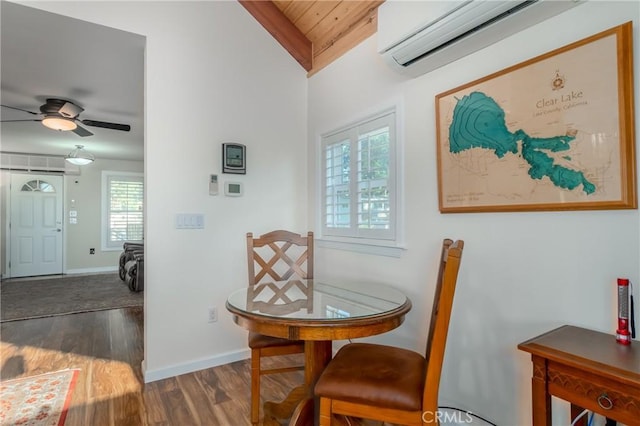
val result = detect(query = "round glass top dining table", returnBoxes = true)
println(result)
[226,279,412,426]
[226,279,412,341]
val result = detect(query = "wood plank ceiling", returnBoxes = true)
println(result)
[239,0,384,76]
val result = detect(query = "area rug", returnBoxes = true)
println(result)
[0,369,79,426]
[0,273,143,322]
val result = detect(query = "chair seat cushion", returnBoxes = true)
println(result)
[314,343,426,411]
[248,332,303,349]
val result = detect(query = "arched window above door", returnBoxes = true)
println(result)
[21,179,55,193]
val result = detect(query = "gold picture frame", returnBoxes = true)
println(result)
[435,22,636,213]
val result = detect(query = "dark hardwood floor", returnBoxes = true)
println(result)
[0,307,383,425]
[0,307,299,425]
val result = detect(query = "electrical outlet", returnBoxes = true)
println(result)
[89,248,95,254]
[208,307,218,323]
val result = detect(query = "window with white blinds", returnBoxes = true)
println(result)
[321,111,397,242]
[102,172,143,249]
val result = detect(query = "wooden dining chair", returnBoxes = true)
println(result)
[314,239,464,426]
[246,230,313,425]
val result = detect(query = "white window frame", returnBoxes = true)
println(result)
[101,171,144,251]
[318,108,404,256]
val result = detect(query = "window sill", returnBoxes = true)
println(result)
[102,247,124,252]
[316,238,406,258]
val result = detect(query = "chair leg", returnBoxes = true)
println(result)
[251,349,260,425]
[319,397,332,426]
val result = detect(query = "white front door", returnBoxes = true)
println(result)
[10,173,64,277]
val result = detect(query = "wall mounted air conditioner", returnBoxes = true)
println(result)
[378,0,584,78]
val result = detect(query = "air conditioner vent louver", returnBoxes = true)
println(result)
[401,1,535,67]
[378,0,584,77]
[0,152,80,175]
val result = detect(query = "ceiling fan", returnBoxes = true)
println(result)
[0,98,131,137]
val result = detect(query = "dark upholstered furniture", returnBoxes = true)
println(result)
[119,242,144,292]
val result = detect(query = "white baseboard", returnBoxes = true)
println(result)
[2,266,118,279]
[65,266,118,275]
[142,348,250,383]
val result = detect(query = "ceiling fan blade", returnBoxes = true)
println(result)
[1,104,40,115]
[72,124,94,137]
[81,119,131,132]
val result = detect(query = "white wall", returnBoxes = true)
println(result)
[0,171,8,276]
[64,159,143,273]
[26,1,308,381]
[308,2,639,425]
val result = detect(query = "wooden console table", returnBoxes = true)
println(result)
[518,325,640,426]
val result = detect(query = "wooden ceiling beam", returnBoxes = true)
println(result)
[309,7,378,77]
[239,0,313,71]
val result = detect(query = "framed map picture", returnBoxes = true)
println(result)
[435,22,636,213]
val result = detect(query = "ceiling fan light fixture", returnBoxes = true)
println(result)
[42,116,77,131]
[65,145,95,165]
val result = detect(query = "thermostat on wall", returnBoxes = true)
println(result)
[222,143,246,174]
[225,181,243,197]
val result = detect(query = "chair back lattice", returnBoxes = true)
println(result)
[246,230,314,285]
[246,230,314,315]
[423,239,464,412]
